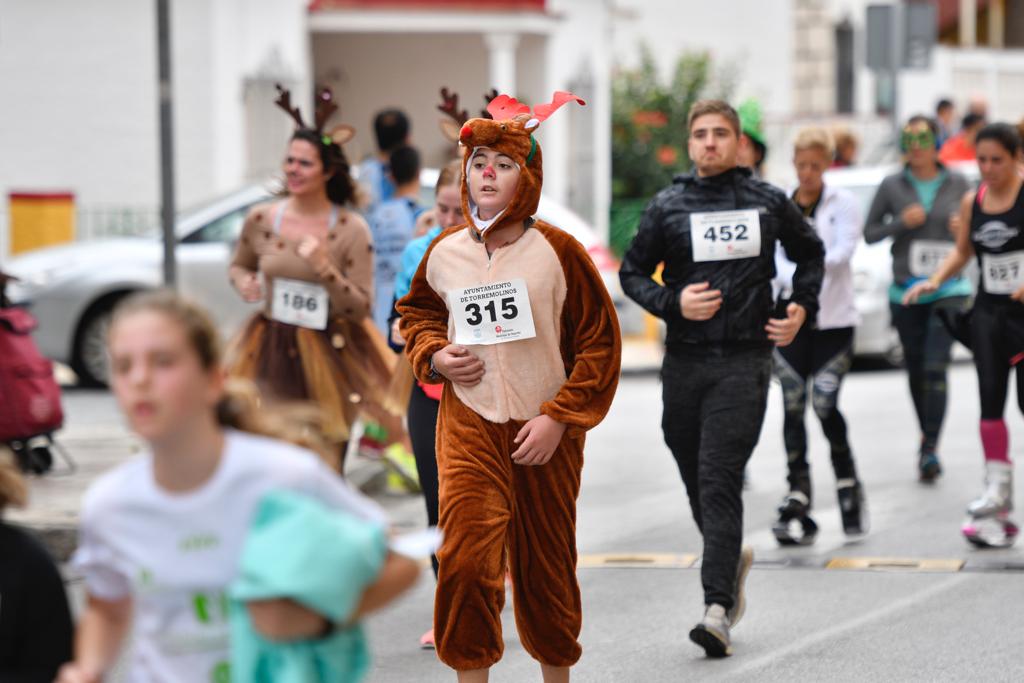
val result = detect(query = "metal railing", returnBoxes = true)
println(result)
[75,206,160,241]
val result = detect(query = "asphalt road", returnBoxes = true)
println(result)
[47,361,1024,681]
[364,362,1024,682]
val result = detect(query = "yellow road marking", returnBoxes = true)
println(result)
[578,553,698,569]
[825,557,965,572]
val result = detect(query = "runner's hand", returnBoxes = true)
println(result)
[1011,285,1024,303]
[234,272,264,303]
[432,345,485,386]
[247,598,331,642]
[54,663,102,683]
[765,303,806,347]
[903,280,938,305]
[414,209,436,237]
[901,204,927,229]
[679,282,723,321]
[297,236,332,277]
[511,414,567,466]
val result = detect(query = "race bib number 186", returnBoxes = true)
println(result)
[449,278,536,345]
[271,278,328,330]
[689,209,762,262]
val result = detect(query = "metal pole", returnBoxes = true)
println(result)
[156,0,177,288]
[890,1,902,142]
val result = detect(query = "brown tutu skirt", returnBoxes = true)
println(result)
[225,314,397,443]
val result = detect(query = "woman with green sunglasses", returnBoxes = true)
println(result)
[864,115,971,482]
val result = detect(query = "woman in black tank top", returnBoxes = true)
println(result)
[904,123,1023,548]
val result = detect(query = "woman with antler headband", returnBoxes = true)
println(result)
[398,92,621,681]
[226,85,395,470]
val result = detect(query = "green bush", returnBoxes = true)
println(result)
[611,45,733,256]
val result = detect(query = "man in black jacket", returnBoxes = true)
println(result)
[620,100,824,658]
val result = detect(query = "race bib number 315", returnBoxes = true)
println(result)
[982,251,1024,295]
[272,278,328,330]
[689,209,762,262]
[449,278,536,345]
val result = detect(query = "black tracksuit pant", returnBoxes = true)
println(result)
[408,381,441,577]
[661,344,772,610]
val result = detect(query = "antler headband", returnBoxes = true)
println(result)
[274,83,355,148]
[438,86,500,144]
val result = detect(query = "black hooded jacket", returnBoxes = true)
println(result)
[619,167,825,352]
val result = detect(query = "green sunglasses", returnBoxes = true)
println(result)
[901,129,936,150]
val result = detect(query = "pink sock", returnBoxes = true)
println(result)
[980,419,1011,464]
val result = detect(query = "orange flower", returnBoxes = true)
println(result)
[632,110,668,127]
[657,145,678,166]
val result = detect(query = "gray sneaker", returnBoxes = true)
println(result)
[727,545,754,627]
[689,604,732,657]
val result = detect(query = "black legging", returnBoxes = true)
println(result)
[971,303,1024,420]
[407,381,441,577]
[889,296,968,454]
[661,347,772,610]
[773,326,856,507]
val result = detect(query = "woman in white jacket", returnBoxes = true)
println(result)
[771,127,867,545]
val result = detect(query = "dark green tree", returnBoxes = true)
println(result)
[610,45,734,256]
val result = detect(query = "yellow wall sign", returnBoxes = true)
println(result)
[9,191,75,254]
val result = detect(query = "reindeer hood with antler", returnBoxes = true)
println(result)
[458,91,584,235]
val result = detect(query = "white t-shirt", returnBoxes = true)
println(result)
[71,429,386,683]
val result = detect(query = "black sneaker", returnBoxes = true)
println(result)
[772,492,818,546]
[919,451,942,483]
[837,479,869,536]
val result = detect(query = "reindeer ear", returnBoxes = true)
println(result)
[531,91,586,123]
[326,124,355,146]
[438,118,461,143]
[487,94,530,120]
[524,118,540,131]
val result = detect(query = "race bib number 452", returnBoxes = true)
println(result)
[448,278,536,345]
[689,209,762,262]
[271,278,328,330]
[982,251,1024,295]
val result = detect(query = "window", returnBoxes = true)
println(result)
[180,206,251,244]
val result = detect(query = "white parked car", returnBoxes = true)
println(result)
[825,161,980,362]
[4,172,622,386]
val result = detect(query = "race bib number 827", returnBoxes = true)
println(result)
[982,251,1024,295]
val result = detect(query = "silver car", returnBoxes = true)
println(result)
[826,160,980,362]
[5,174,621,386]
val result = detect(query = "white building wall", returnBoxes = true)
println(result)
[610,0,796,117]
[311,32,493,169]
[308,3,613,238]
[0,0,309,259]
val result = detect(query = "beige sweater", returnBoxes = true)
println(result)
[230,201,375,322]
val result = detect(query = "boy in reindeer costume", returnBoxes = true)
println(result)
[398,92,621,681]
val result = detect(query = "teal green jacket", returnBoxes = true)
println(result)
[229,491,387,683]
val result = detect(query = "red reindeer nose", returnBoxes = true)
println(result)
[459,124,473,141]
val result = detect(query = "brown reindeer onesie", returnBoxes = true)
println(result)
[397,92,621,670]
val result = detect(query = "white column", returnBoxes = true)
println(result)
[989,0,1005,48]
[484,32,519,94]
[960,0,977,47]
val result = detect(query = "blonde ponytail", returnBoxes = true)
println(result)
[215,378,339,470]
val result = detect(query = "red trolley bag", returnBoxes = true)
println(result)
[0,306,65,473]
